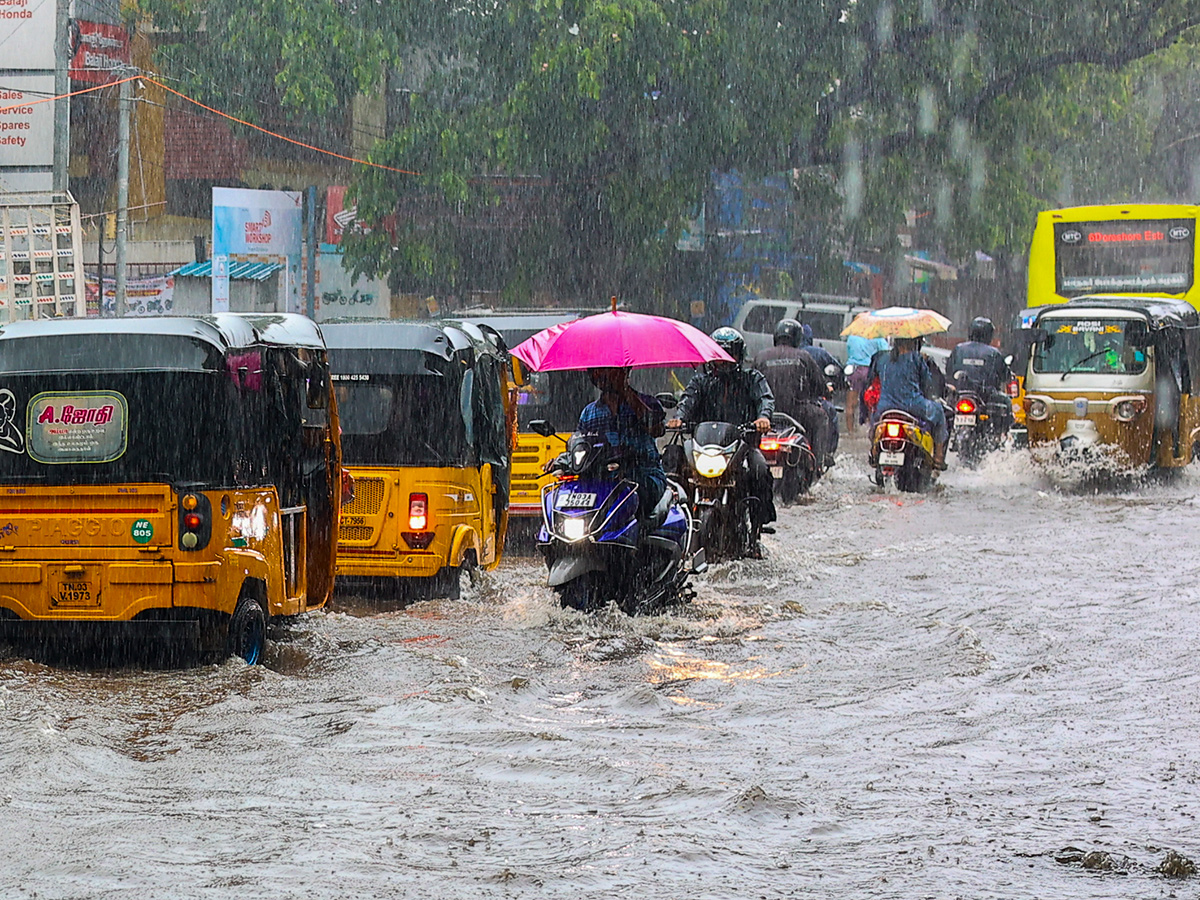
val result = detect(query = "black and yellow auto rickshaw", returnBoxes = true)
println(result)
[1023,295,1200,470]
[324,319,513,598]
[0,314,343,662]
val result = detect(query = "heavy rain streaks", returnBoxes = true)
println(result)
[1,440,1199,898]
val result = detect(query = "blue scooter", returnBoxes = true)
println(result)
[530,421,705,614]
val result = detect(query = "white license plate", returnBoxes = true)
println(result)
[770,465,783,478]
[954,414,977,426]
[558,492,597,509]
[878,451,905,466]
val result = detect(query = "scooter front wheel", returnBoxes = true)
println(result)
[555,573,605,612]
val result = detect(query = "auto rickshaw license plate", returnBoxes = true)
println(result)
[878,451,904,465]
[954,414,977,426]
[55,580,95,607]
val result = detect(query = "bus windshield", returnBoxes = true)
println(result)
[1033,318,1149,376]
[1054,220,1194,295]
[337,374,471,467]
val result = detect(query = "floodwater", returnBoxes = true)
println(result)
[4,435,1200,899]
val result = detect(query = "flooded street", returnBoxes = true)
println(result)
[4,436,1200,899]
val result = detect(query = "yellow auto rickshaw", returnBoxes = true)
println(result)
[324,319,513,598]
[1023,295,1200,469]
[0,314,343,662]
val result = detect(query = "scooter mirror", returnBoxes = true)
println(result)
[843,363,854,376]
[1004,355,1014,366]
[529,419,557,437]
[824,364,840,377]
[953,370,967,381]
[655,391,679,409]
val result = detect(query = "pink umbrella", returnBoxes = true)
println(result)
[511,309,733,371]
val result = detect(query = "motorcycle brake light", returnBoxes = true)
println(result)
[885,422,902,438]
[956,398,977,414]
[1006,379,1020,398]
[760,439,780,451]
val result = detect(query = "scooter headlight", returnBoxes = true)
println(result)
[560,516,588,542]
[693,448,728,478]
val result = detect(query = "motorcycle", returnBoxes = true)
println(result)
[870,409,937,492]
[760,412,819,504]
[948,381,1014,468]
[672,420,764,560]
[531,422,704,614]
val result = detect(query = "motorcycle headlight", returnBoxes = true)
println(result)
[693,449,728,478]
[560,516,588,542]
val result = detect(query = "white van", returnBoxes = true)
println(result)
[733,294,871,363]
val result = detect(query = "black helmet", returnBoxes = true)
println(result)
[969,316,994,344]
[710,326,745,366]
[773,318,803,347]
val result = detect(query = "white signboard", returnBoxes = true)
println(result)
[0,0,55,70]
[212,187,303,313]
[316,249,388,320]
[0,74,54,168]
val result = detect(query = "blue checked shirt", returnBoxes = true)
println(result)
[577,392,664,472]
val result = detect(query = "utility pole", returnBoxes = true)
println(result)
[53,0,70,192]
[114,71,132,317]
[305,185,317,319]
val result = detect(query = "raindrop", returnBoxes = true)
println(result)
[842,137,863,222]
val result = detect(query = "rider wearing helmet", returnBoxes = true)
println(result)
[667,327,777,536]
[752,318,830,469]
[796,323,843,466]
[948,317,1013,426]
[578,366,667,517]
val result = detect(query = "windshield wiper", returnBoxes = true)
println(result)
[1060,348,1113,380]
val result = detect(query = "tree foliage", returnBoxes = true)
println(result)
[136,0,1200,301]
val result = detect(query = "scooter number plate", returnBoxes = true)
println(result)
[878,451,905,466]
[770,465,783,478]
[954,414,977,426]
[558,492,597,509]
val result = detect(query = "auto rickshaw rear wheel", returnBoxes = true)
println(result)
[228,596,267,664]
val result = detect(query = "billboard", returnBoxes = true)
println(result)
[0,74,54,169]
[212,187,303,313]
[0,0,55,70]
[70,21,131,84]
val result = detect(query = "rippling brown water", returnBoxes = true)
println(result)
[3,438,1199,898]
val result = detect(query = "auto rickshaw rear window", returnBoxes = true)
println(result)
[0,334,222,374]
[1033,318,1149,375]
[336,374,471,467]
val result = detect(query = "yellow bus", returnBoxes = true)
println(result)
[0,315,343,663]
[1028,203,1200,309]
[325,320,514,599]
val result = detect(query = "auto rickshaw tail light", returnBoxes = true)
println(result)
[408,493,428,531]
[956,398,977,415]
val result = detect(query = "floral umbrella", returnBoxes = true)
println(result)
[840,306,952,340]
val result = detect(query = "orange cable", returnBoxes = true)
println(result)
[0,73,419,176]
[142,77,420,176]
[0,75,141,114]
